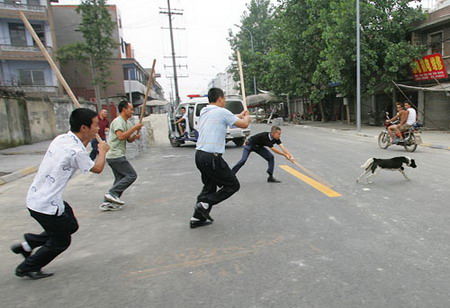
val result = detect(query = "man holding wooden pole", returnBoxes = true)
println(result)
[11,109,110,279]
[190,88,250,228]
[101,100,143,210]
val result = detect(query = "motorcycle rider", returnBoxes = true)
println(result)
[404,101,417,129]
[386,102,407,143]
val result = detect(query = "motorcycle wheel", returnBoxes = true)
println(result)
[169,134,181,147]
[378,131,390,149]
[403,132,417,152]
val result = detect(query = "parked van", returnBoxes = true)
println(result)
[168,95,250,147]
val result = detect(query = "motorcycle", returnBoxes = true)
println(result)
[378,112,422,152]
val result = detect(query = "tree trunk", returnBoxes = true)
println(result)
[90,56,102,112]
[319,101,325,122]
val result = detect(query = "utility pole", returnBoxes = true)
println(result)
[160,1,184,106]
[356,0,361,132]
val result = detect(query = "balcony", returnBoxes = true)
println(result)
[0,44,52,53]
[0,2,46,13]
[0,80,58,95]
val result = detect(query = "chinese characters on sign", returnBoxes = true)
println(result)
[412,53,448,81]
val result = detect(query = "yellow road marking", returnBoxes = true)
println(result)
[279,165,342,198]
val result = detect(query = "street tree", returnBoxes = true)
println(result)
[228,0,275,95]
[57,0,116,111]
[316,0,425,98]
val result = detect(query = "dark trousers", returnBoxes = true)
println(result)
[231,143,275,176]
[193,150,240,220]
[17,202,79,272]
[90,137,106,160]
[107,156,137,198]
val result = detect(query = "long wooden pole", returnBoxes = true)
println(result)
[19,11,80,108]
[19,11,102,142]
[291,160,334,188]
[236,50,248,111]
[139,59,157,123]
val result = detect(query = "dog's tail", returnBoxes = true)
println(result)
[361,158,374,170]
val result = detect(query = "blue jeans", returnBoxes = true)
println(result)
[231,143,275,176]
[107,156,137,198]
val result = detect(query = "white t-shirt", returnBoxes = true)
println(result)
[406,108,417,125]
[26,131,94,215]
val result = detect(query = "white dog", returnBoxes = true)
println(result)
[356,156,417,184]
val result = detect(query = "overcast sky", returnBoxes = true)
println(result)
[55,0,257,101]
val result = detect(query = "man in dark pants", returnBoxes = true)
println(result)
[11,108,109,279]
[190,88,250,228]
[89,109,109,160]
[232,126,294,182]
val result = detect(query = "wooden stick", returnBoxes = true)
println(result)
[139,59,157,123]
[291,160,334,188]
[19,11,102,143]
[236,50,248,111]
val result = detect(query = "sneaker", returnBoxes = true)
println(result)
[104,193,125,205]
[99,202,122,211]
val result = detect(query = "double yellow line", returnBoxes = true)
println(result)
[279,165,342,198]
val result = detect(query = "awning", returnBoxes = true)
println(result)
[396,82,450,92]
[246,93,280,107]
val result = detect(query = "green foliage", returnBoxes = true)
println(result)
[230,0,426,102]
[56,0,116,89]
[228,0,275,95]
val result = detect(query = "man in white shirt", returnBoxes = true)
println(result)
[11,108,110,279]
[190,88,250,228]
[395,101,417,141]
[175,107,189,136]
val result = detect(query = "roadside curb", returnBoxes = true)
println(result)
[298,125,450,151]
[420,143,450,150]
[0,166,38,186]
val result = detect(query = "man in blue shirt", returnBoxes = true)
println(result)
[190,88,250,228]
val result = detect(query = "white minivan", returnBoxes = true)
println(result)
[168,95,251,147]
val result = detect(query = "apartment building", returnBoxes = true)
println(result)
[52,4,164,108]
[0,0,59,96]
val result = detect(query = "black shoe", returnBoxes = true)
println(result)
[190,220,213,229]
[194,202,214,221]
[267,176,281,183]
[15,269,53,280]
[11,243,31,258]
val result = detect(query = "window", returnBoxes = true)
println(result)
[28,0,40,5]
[429,32,443,55]
[9,23,27,46]
[19,70,45,86]
[225,100,244,114]
[32,24,45,46]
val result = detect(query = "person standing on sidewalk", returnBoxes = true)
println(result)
[102,100,143,210]
[190,88,250,229]
[11,108,110,279]
[89,109,109,160]
[231,126,294,183]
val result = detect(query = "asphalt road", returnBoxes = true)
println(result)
[1,123,450,308]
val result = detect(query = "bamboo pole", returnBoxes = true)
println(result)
[236,50,248,111]
[19,11,102,142]
[139,59,157,123]
[291,160,334,188]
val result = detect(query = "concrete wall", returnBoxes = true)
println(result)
[0,96,96,149]
[424,91,450,129]
[0,97,30,147]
